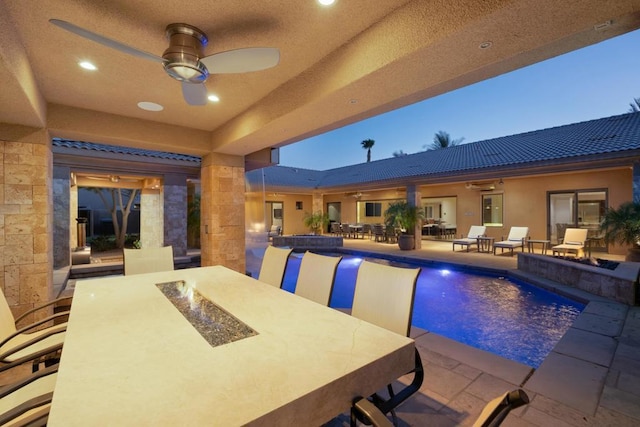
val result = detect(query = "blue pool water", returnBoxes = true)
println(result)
[280,252,585,368]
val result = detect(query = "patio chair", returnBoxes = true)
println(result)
[362,223,372,239]
[257,246,293,288]
[352,388,529,427]
[349,260,422,427]
[372,224,386,242]
[330,222,342,236]
[123,245,174,276]
[385,225,398,244]
[493,227,529,256]
[342,224,352,239]
[0,347,61,426]
[294,251,342,305]
[452,225,487,252]
[552,228,589,258]
[0,287,67,369]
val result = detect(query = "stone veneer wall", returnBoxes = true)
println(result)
[163,174,187,256]
[52,165,70,268]
[140,188,163,248]
[200,153,245,273]
[518,253,638,305]
[0,127,53,321]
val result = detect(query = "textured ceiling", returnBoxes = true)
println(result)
[1,0,639,159]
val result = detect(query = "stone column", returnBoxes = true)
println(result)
[200,153,245,273]
[53,165,70,268]
[140,187,163,248]
[406,184,422,249]
[0,124,53,321]
[163,173,188,256]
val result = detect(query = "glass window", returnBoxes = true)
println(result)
[482,194,503,226]
[365,202,382,217]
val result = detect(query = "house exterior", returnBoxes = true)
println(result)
[246,113,640,255]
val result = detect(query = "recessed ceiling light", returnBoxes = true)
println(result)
[79,61,97,70]
[208,94,220,102]
[137,101,164,112]
[318,0,336,6]
[479,41,493,49]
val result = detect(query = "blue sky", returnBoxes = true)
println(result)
[279,29,640,171]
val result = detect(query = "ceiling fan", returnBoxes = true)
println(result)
[49,19,280,106]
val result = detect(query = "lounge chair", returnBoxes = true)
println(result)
[552,228,589,257]
[257,246,293,288]
[123,246,174,276]
[294,251,342,305]
[452,225,487,252]
[493,227,529,256]
[267,225,281,241]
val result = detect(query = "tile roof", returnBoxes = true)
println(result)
[246,112,640,189]
[52,138,201,163]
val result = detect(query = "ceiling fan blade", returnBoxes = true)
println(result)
[201,47,280,74]
[49,19,165,64]
[182,82,208,106]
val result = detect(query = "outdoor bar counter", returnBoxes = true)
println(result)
[48,266,414,425]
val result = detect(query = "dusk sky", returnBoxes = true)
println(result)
[279,28,640,171]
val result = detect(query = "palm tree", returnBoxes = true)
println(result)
[425,130,464,150]
[361,138,375,162]
[629,97,640,113]
[392,149,408,157]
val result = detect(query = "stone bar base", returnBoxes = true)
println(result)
[272,235,343,252]
[518,253,639,305]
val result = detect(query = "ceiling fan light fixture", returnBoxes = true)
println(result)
[163,59,208,83]
[163,23,209,83]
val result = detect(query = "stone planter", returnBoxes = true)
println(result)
[517,253,639,305]
[398,234,415,250]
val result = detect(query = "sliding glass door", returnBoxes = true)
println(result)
[548,190,607,248]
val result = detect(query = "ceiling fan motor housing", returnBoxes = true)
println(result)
[162,23,209,83]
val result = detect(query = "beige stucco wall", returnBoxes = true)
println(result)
[247,166,633,256]
[0,124,53,321]
[263,194,314,235]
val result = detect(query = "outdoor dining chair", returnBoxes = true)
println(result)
[257,246,293,288]
[349,260,422,427]
[123,245,174,276]
[0,346,61,426]
[294,251,342,306]
[0,288,67,369]
[352,387,529,427]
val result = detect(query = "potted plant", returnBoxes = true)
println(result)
[384,201,424,250]
[303,211,330,235]
[600,200,640,261]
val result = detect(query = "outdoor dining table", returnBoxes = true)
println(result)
[47,265,415,426]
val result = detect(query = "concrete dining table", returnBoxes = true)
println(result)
[47,265,415,426]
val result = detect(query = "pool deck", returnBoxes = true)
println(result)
[54,240,640,426]
[324,238,640,426]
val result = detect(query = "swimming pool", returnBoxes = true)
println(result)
[278,252,584,368]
